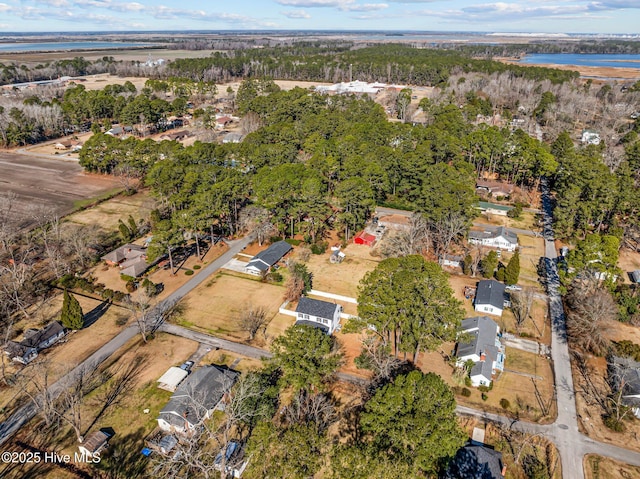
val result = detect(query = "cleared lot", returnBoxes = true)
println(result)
[0,151,119,229]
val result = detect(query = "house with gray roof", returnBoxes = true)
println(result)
[474,280,507,317]
[456,316,505,387]
[102,244,149,278]
[245,241,292,276]
[444,444,506,479]
[158,365,239,435]
[468,226,518,252]
[609,356,640,418]
[295,297,342,334]
[4,321,66,364]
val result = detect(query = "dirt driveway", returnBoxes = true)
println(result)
[0,150,119,228]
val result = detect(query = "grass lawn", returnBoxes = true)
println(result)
[418,344,556,423]
[498,298,551,345]
[585,455,640,479]
[1,333,198,479]
[176,272,285,348]
[66,190,156,232]
[304,243,380,298]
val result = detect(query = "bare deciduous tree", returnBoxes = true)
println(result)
[565,278,616,355]
[510,287,535,334]
[380,213,430,258]
[238,305,268,341]
[125,291,180,343]
[431,211,468,261]
[239,206,275,246]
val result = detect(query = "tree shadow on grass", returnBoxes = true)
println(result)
[83,300,111,328]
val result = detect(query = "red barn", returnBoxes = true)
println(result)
[354,231,376,247]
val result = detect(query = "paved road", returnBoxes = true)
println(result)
[0,234,254,446]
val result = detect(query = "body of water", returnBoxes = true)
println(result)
[0,41,153,52]
[519,53,640,69]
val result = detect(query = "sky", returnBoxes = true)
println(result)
[0,0,639,34]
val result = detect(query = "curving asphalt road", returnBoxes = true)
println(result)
[0,234,254,446]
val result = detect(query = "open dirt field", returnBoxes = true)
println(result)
[0,150,120,229]
[176,272,286,347]
[585,455,640,479]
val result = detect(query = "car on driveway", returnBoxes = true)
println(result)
[179,361,194,372]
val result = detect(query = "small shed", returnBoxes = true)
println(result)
[157,367,189,392]
[354,231,376,246]
[79,430,110,458]
[631,270,640,284]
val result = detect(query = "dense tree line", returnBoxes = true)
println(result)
[165,44,578,86]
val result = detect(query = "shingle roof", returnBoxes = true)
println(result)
[246,241,292,271]
[445,445,505,479]
[458,316,500,358]
[22,321,65,349]
[102,244,146,264]
[610,356,640,398]
[631,270,640,284]
[475,280,506,309]
[159,365,239,429]
[468,227,518,244]
[296,297,340,320]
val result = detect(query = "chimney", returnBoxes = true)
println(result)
[480,352,486,362]
[501,465,507,477]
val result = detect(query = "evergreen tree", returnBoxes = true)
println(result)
[480,251,499,278]
[359,370,466,475]
[505,250,521,285]
[462,254,473,275]
[61,289,84,330]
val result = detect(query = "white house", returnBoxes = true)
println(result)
[456,316,505,387]
[158,365,239,435]
[442,254,463,269]
[474,280,507,317]
[468,226,518,252]
[295,297,342,335]
[245,241,292,276]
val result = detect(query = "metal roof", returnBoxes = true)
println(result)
[475,280,506,309]
[157,367,189,392]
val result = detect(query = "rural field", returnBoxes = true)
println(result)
[0,150,120,229]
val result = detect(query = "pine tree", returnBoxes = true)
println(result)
[505,250,521,285]
[61,289,84,330]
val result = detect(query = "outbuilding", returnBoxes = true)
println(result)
[157,366,189,392]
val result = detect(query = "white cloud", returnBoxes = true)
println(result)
[342,3,388,11]
[34,0,70,7]
[282,9,312,17]
[277,0,354,7]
